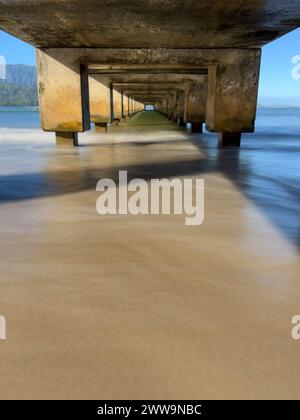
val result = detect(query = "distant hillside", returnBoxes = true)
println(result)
[0,84,38,106]
[5,64,37,86]
[0,64,38,106]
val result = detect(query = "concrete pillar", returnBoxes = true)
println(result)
[130,98,134,115]
[127,96,131,116]
[123,94,129,118]
[183,82,189,124]
[185,81,207,132]
[137,101,142,112]
[121,90,125,119]
[206,49,261,146]
[174,91,185,125]
[37,49,90,139]
[95,122,108,133]
[166,92,176,120]
[191,122,203,133]
[164,97,168,116]
[218,132,241,147]
[109,82,114,123]
[113,89,122,121]
[56,132,78,146]
[166,95,170,117]
[178,118,186,127]
[89,75,110,129]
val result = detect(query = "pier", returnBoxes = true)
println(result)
[0,1,299,146]
[0,1,299,400]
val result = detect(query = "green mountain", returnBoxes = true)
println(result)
[0,64,38,106]
[4,64,37,86]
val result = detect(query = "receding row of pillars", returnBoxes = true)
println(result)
[56,82,143,146]
[37,48,261,149]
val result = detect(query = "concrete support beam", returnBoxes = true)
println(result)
[218,132,241,147]
[127,96,131,116]
[178,118,186,127]
[166,91,177,120]
[56,132,79,146]
[37,49,90,133]
[130,98,134,115]
[191,122,203,133]
[206,49,261,135]
[174,91,185,123]
[89,75,111,125]
[109,83,114,122]
[37,48,261,147]
[121,90,125,118]
[185,81,207,126]
[2,2,299,52]
[135,101,144,113]
[113,88,122,120]
[95,122,108,133]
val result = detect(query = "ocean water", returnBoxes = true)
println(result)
[1,105,300,133]
[0,106,299,250]
[0,106,40,128]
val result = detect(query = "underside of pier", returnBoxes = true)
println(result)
[0,0,299,146]
[0,0,300,401]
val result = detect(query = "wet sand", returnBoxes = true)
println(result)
[0,111,299,399]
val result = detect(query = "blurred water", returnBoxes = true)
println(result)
[0,107,299,249]
[1,106,300,133]
[0,108,299,400]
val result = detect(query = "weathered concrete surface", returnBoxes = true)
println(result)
[128,98,144,115]
[55,131,79,146]
[89,76,111,124]
[93,74,207,84]
[126,96,131,116]
[173,91,185,122]
[95,122,108,133]
[39,47,259,68]
[206,49,261,133]
[2,1,299,146]
[165,91,177,119]
[184,81,207,124]
[218,132,242,147]
[38,48,261,132]
[121,91,125,118]
[112,78,205,120]
[0,1,299,48]
[37,47,261,138]
[190,122,203,133]
[112,89,123,120]
[37,49,90,132]
[0,112,299,399]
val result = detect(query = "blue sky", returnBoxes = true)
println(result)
[0,28,300,105]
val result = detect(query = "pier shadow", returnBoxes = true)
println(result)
[0,123,299,251]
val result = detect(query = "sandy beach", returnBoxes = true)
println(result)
[0,111,299,399]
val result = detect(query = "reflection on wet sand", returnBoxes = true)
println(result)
[0,111,299,399]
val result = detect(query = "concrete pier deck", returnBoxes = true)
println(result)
[0,112,299,399]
